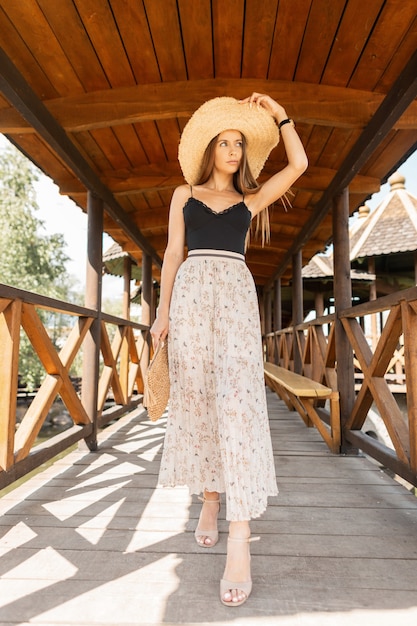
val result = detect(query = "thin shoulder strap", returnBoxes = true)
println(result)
[190,185,193,197]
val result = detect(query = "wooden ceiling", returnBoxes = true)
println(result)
[1,0,417,288]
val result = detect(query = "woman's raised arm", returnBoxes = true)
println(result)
[239,93,308,217]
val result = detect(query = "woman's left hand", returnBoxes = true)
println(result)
[239,93,286,121]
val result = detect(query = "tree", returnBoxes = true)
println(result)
[0,144,77,388]
[0,145,70,297]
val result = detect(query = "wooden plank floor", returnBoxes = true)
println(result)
[1,389,417,626]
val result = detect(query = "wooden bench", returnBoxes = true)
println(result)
[264,362,341,453]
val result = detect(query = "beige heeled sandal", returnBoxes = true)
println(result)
[220,536,260,607]
[194,495,221,548]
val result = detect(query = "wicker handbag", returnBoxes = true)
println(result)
[143,340,170,421]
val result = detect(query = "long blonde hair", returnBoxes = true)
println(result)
[196,133,271,247]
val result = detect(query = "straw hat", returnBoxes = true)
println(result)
[178,96,280,185]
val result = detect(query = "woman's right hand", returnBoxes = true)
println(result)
[150,313,169,347]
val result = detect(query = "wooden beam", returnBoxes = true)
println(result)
[266,48,417,288]
[0,47,161,267]
[0,424,93,490]
[346,430,417,487]
[247,262,284,277]
[97,163,380,197]
[0,283,96,316]
[57,162,380,206]
[1,78,417,133]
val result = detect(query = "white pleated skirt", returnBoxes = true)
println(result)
[158,250,278,521]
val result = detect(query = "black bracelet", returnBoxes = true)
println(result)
[278,118,295,129]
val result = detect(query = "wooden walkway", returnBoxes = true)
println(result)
[1,390,417,626]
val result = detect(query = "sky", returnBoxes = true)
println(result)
[0,134,119,299]
[359,152,417,211]
[33,172,120,299]
[1,134,417,298]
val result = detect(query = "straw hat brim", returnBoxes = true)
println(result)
[178,96,280,185]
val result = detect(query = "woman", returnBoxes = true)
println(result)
[150,93,308,606]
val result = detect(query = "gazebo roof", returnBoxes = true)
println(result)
[103,242,142,280]
[350,172,417,259]
[302,252,374,282]
[302,170,417,289]
[302,254,334,279]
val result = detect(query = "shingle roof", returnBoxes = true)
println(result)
[350,172,417,260]
[302,253,374,281]
[103,242,127,263]
[103,242,142,280]
[302,254,333,278]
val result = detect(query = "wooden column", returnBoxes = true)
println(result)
[274,278,282,331]
[151,280,157,325]
[414,251,417,285]
[367,257,378,351]
[122,256,132,319]
[315,291,324,317]
[264,288,272,362]
[120,256,132,402]
[81,192,103,451]
[333,187,355,452]
[258,286,265,335]
[274,278,282,364]
[264,289,272,335]
[0,299,20,470]
[292,250,303,373]
[141,253,152,369]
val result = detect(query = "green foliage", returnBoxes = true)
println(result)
[102,296,123,318]
[0,144,77,389]
[0,146,70,298]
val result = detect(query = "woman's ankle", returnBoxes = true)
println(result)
[203,489,220,502]
[228,520,250,539]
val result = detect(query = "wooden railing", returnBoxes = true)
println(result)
[0,283,149,489]
[265,286,417,487]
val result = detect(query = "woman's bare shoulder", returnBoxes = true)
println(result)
[172,184,191,202]
[169,185,191,218]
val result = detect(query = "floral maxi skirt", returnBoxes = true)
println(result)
[158,250,278,521]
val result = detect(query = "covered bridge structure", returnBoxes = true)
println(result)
[1,2,417,623]
[1,0,417,491]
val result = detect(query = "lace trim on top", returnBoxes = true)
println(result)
[185,197,250,216]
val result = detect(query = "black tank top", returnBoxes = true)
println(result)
[184,196,251,255]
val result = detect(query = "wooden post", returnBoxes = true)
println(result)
[122,256,132,319]
[264,289,272,335]
[274,278,282,364]
[333,187,355,453]
[120,255,132,402]
[258,286,265,335]
[274,278,282,331]
[81,192,103,451]
[0,299,20,470]
[151,280,157,325]
[141,253,152,372]
[315,291,324,317]
[292,250,303,373]
[264,288,272,362]
[367,257,378,351]
[414,251,417,286]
